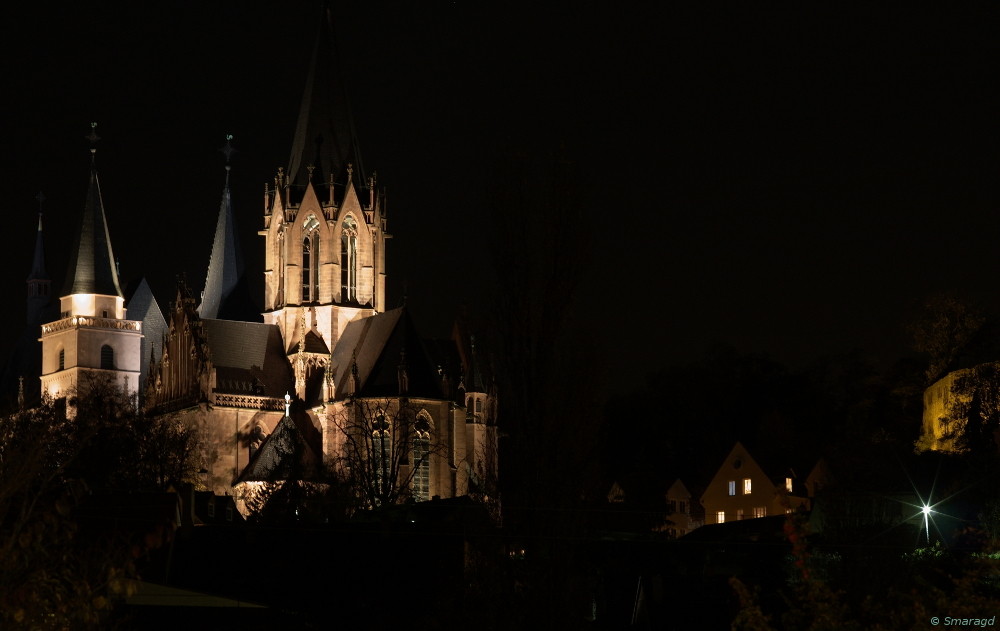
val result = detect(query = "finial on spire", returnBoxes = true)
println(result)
[220,134,236,172]
[347,162,353,182]
[86,122,100,156]
[35,192,45,229]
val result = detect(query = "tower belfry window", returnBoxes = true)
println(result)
[341,216,358,302]
[302,215,320,303]
[100,345,114,370]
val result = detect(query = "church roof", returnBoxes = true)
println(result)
[63,148,123,297]
[125,277,167,388]
[236,412,321,483]
[286,6,366,203]
[331,307,445,400]
[198,144,259,322]
[201,319,293,397]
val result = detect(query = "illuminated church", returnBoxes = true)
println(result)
[18,11,496,511]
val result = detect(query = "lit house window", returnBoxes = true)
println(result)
[753,506,766,519]
[728,480,736,496]
[736,508,744,521]
[785,477,793,493]
[743,478,752,495]
[717,511,725,524]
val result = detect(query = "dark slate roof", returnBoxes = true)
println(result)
[302,329,330,355]
[198,168,260,322]
[236,412,321,483]
[286,6,366,204]
[125,278,167,390]
[201,319,293,397]
[63,166,122,297]
[331,307,444,400]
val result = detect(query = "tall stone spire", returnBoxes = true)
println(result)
[199,135,258,321]
[26,194,52,323]
[286,6,366,203]
[62,123,122,298]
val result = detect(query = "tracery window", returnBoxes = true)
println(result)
[301,214,320,303]
[341,216,358,301]
[372,410,390,504]
[412,416,431,501]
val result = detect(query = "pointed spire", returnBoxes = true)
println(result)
[199,135,256,320]
[286,7,366,203]
[62,123,123,298]
[28,193,47,282]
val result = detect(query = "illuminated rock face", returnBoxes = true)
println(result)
[919,371,965,453]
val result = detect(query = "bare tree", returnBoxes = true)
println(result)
[330,397,442,509]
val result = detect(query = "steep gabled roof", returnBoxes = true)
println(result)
[286,6,366,203]
[236,412,321,483]
[125,278,167,389]
[331,307,444,400]
[63,155,122,297]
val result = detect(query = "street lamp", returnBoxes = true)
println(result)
[921,504,933,544]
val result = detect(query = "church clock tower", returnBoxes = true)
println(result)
[39,124,142,403]
[261,8,387,357]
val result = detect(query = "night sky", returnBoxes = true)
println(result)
[1,3,998,394]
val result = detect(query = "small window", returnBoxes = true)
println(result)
[102,309,109,319]
[728,480,736,496]
[207,501,215,519]
[743,478,752,495]
[678,500,686,514]
[753,506,766,519]
[736,508,744,521]
[785,477,793,493]
[476,399,482,413]
[717,511,725,524]
[58,349,65,371]
[100,345,114,370]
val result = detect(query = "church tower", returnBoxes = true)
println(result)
[199,135,259,322]
[261,8,388,359]
[39,124,143,402]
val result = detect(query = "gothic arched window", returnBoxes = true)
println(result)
[301,237,313,302]
[412,416,431,502]
[301,215,320,303]
[100,345,114,370]
[372,410,390,504]
[341,216,358,302]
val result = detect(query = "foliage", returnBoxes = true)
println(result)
[732,512,1000,630]
[0,376,202,627]
[940,362,1000,458]
[908,292,987,385]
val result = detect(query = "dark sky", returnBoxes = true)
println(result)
[0,3,998,394]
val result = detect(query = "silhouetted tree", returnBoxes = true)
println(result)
[908,292,987,385]
[331,397,443,509]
